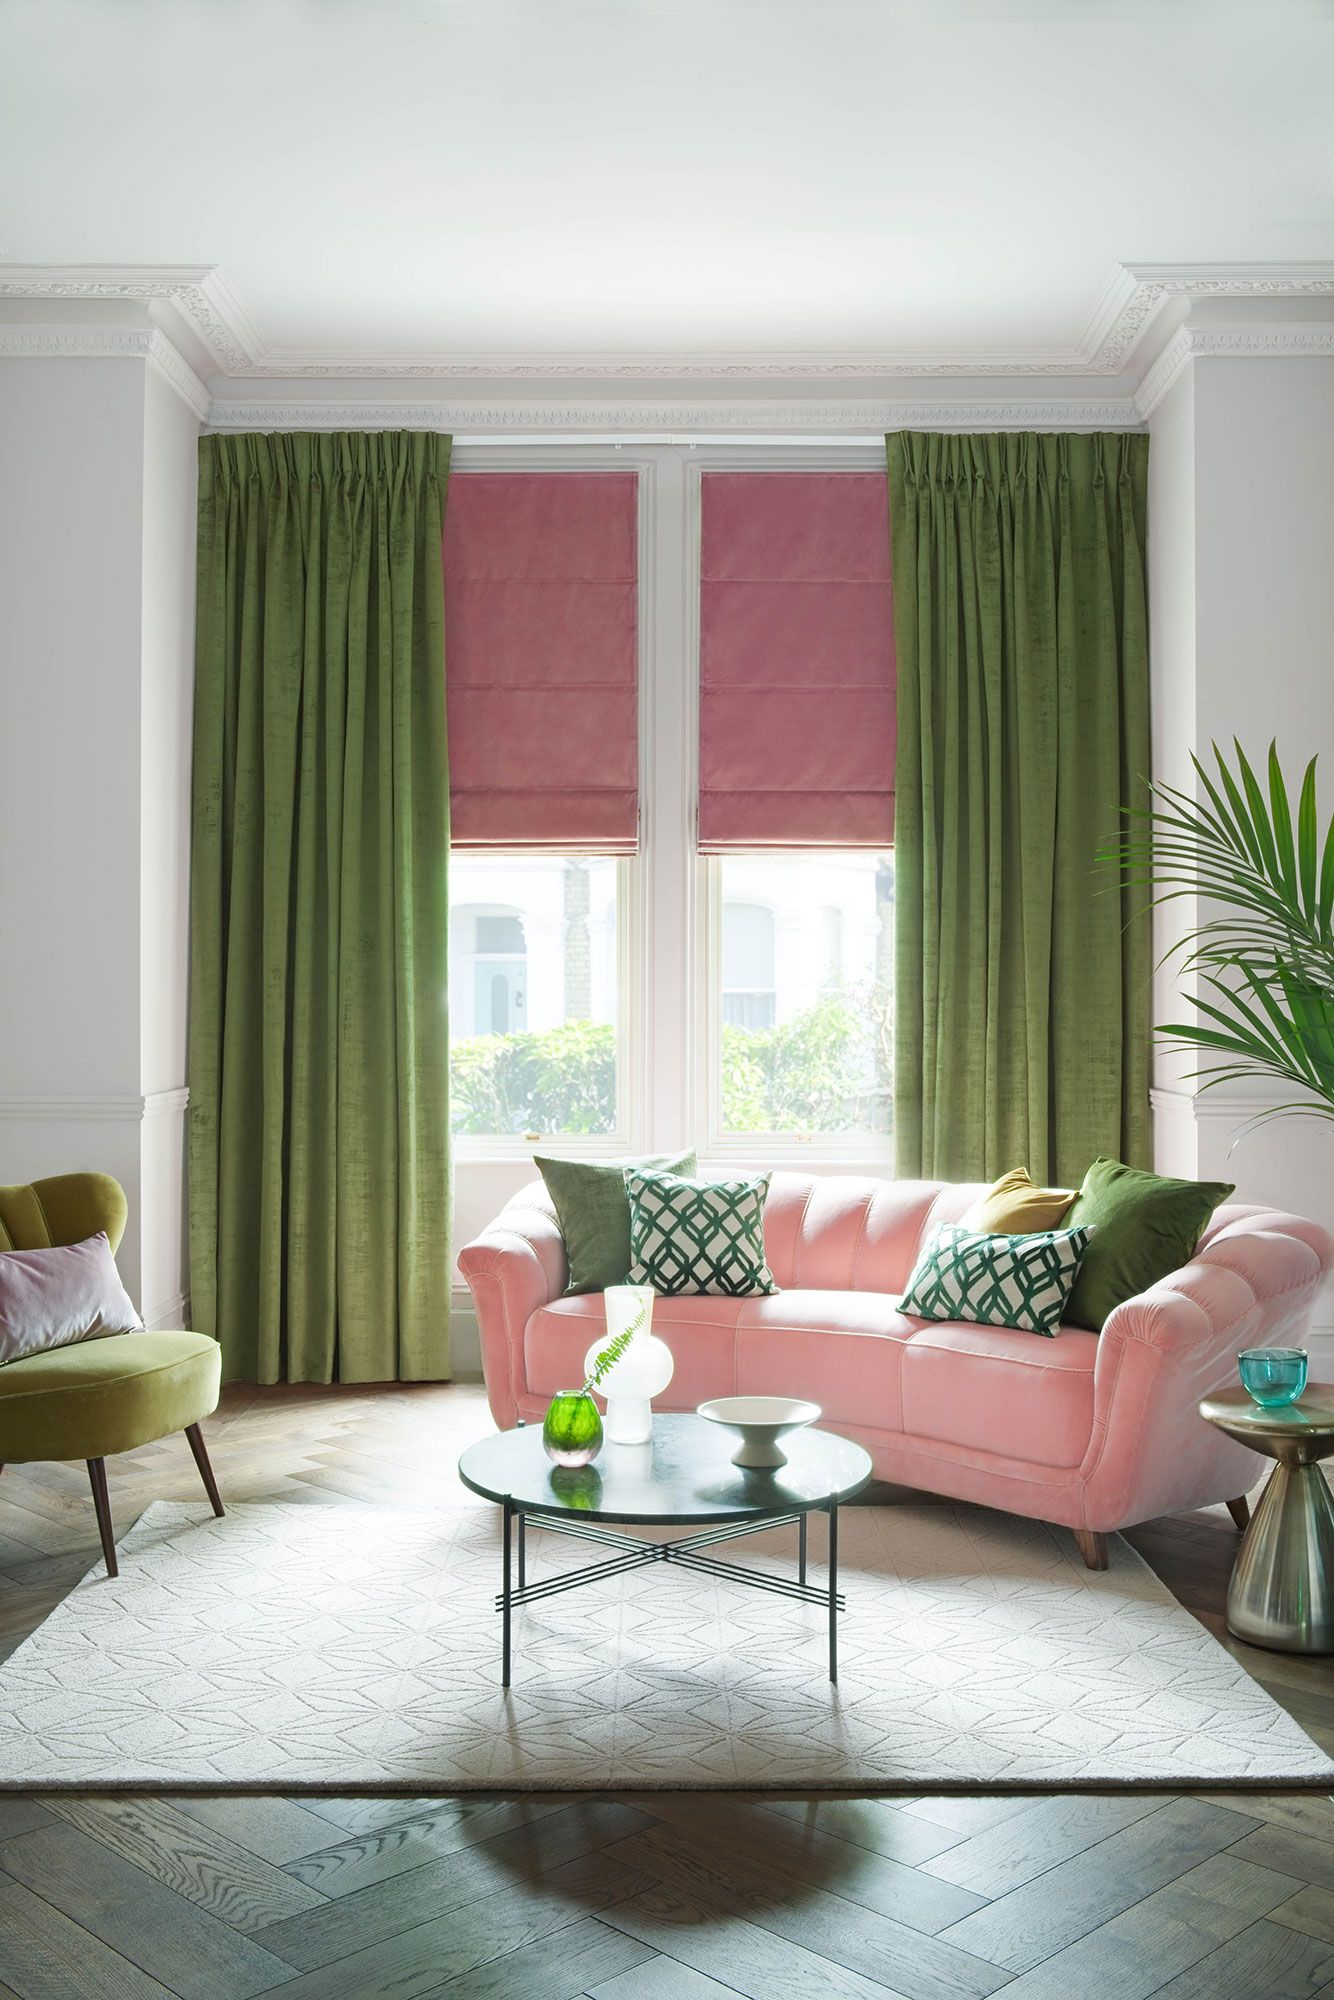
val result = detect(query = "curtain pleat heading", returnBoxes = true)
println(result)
[189,430,452,1385]
[443,471,639,853]
[698,472,895,852]
[887,429,1151,1187]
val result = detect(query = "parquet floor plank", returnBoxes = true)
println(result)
[39,1793,328,1930]
[937,1798,1258,1972]
[982,1850,1304,2000]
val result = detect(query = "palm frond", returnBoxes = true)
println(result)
[1108,740,1334,1124]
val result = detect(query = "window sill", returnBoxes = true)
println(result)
[453,1134,635,1165]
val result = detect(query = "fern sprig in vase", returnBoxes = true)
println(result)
[541,1296,651,1467]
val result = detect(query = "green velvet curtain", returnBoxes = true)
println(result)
[887,431,1151,1187]
[189,431,452,1383]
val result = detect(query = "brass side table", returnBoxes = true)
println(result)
[1199,1385,1334,1655]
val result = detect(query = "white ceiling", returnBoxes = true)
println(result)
[3,0,1334,369]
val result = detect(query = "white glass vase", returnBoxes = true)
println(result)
[585,1285,673,1444]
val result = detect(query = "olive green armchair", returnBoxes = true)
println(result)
[0,1172,223,1577]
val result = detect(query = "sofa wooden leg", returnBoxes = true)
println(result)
[86,1458,118,1578]
[185,1423,225,1518]
[1226,1494,1251,1532]
[1075,1529,1109,1571]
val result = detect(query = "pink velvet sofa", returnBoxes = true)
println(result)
[459,1171,1333,1567]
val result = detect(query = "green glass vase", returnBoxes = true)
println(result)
[542,1389,603,1467]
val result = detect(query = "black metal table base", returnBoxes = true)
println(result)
[497,1501,842,1687]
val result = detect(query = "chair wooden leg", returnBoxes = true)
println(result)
[185,1423,225,1517]
[86,1458,118,1578]
[1226,1494,1251,1532]
[1075,1528,1109,1571]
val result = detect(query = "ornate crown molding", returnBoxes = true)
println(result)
[202,396,1143,435]
[144,332,211,421]
[1109,263,1334,377]
[3,262,1332,406]
[0,264,255,372]
[228,352,1096,380]
[0,324,209,419]
[180,262,1334,377]
[1134,322,1334,420]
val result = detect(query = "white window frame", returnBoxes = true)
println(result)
[447,440,659,1163]
[695,854,891,1168]
[450,850,641,1161]
[684,440,892,1167]
[447,436,892,1171]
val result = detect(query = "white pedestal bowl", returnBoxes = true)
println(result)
[697,1395,822,1469]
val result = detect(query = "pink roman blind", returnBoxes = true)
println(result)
[698,472,895,851]
[443,472,639,851]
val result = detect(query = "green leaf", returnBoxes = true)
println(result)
[1298,756,1319,922]
[1192,753,1254,862]
[1267,740,1298,904]
[1321,810,1334,933]
[1213,746,1266,874]
[1233,738,1282,887]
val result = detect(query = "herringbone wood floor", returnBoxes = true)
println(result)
[1,1383,1333,2000]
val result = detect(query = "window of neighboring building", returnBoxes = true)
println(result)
[713,851,894,1139]
[449,853,621,1139]
[722,900,777,1030]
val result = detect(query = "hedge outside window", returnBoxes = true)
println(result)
[449,853,621,1139]
[716,852,894,1137]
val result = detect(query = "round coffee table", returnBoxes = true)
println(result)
[1199,1385,1334,1655]
[457,1413,873,1687]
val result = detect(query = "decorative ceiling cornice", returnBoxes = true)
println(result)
[144,330,213,421]
[2,260,1333,384]
[200,396,1143,435]
[1134,322,1334,420]
[0,324,210,419]
[0,264,256,372]
[4,264,1334,435]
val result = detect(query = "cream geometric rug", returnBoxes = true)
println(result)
[0,1499,1329,1791]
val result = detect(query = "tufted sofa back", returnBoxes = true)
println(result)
[760,1171,984,1294]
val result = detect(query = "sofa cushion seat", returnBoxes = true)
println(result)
[523,1295,745,1405]
[735,1289,915,1430]
[899,1319,1099,1469]
[0,1329,221,1463]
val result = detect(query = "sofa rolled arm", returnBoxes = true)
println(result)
[1082,1204,1334,1529]
[457,1182,567,1429]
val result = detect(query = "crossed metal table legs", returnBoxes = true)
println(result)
[497,1502,842,1687]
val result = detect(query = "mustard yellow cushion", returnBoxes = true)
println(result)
[962,1167,1075,1235]
[0,1330,220,1463]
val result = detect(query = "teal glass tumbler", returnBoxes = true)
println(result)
[542,1390,603,1467]
[1237,1347,1308,1408]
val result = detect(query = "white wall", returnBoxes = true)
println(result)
[137,367,198,1323]
[0,355,198,1320]
[1149,353,1334,1360]
[1147,363,1204,1179]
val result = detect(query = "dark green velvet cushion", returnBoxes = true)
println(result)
[1064,1157,1234,1331]
[536,1150,697,1294]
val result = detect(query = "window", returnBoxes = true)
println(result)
[449,854,621,1139]
[714,851,894,1139]
[722,901,776,1029]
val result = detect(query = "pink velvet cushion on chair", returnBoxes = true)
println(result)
[0,1232,142,1365]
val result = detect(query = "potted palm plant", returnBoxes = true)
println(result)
[1112,741,1334,1126]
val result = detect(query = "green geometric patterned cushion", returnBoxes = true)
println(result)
[535,1149,697,1295]
[898,1221,1095,1337]
[624,1168,778,1298]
